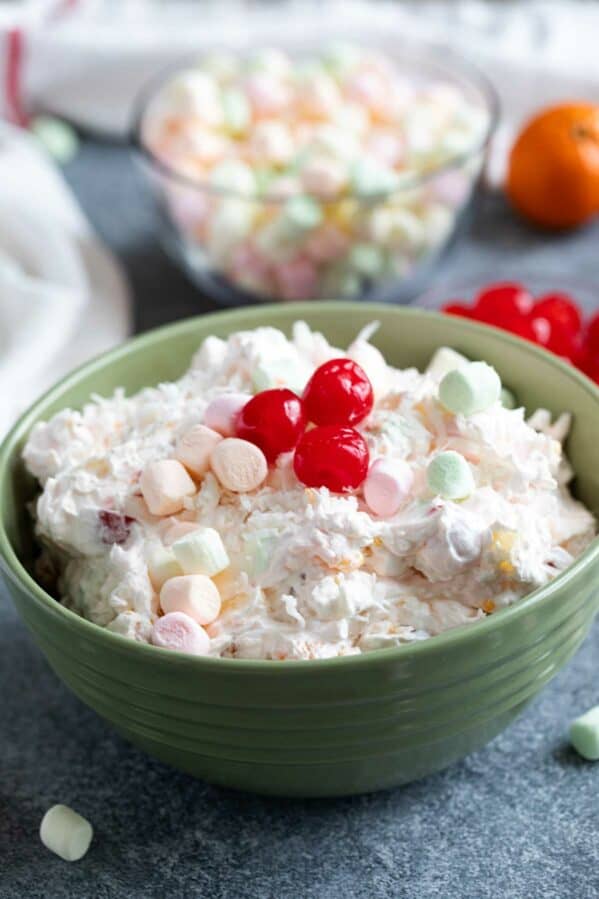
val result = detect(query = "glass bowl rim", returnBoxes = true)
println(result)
[129,39,500,206]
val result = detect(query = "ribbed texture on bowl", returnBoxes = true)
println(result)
[1,303,598,796]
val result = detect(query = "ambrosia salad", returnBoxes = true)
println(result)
[23,323,595,660]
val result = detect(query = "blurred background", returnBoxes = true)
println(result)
[0,0,598,431]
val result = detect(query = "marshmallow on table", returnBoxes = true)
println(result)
[146,544,182,590]
[204,393,252,436]
[40,805,93,862]
[140,460,196,516]
[175,424,223,477]
[160,574,221,624]
[427,451,475,500]
[439,361,501,416]
[425,346,469,382]
[172,526,230,576]
[151,610,211,655]
[211,438,268,492]
[570,706,599,761]
[364,458,414,517]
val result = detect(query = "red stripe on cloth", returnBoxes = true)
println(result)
[5,28,28,127]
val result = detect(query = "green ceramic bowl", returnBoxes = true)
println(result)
[1,303,598,797]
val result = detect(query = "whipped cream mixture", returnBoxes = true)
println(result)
[23,324,595,660]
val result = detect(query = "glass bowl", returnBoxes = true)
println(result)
[131,38,498,306]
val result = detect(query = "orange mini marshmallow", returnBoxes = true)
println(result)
[140,459,196,516]
[210,437,268,492]
[175,424,223,477]
[160,574,222,625]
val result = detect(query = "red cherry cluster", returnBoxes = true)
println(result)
[443,281,599,383]
[235,358,373,492]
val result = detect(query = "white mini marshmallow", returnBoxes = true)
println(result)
[347,336,389,400]
[163,70,222,126]
[151,611,211,654]
[250,121,294,165]
[40,805,93,862]
[160,574,222,625]
[175,424,223,477]
[140,460,196,516]
[172,526,230,576]
[204,393,252,436]
[209,160,256,196]
[210,438,268,493]
[426,346,470,382]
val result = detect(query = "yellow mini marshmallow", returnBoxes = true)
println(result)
[210,438,268,492]
[160,574,222,625]
[175,424,223,477]
[140,460,196,516]
[146,544,182,590]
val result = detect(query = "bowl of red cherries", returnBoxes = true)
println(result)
[419,278,599,384]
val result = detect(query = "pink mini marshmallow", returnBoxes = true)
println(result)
[304,225,349,263]
[364,458,414,518]
[150,611,210,655]
[430,171,470,208]
[229,244,273,295]
[160,575,221,625]
[345,69,389,114]
[204,393,252,437]
[301,157,347,199]
[140,460,196,517]
[168,190,211,233]
[274,257,319,301]
[367,131,405,167]
[244,73,289,117]
[175,424,223,477]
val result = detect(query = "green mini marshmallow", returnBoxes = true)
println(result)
[350,159,400,201]
[570,705,599,760]
[439,361,501,416]
[222,88,251,135]
[30,116,79,164]
[427,451,475,500]
[500,387,517,410]
[172,527,230,577]
[282,195,323,233]
[348,243,386,279]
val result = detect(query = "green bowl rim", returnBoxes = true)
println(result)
[0,301,598,671]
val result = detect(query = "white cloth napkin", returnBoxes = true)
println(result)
[0,122,130,434]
